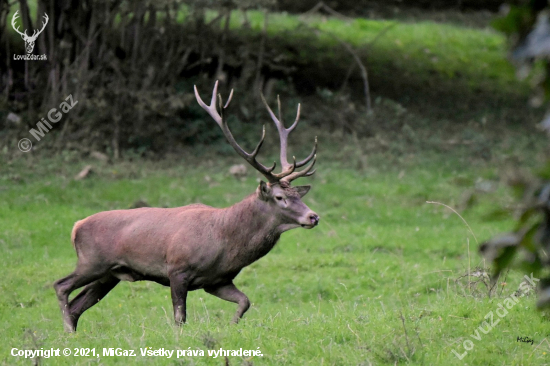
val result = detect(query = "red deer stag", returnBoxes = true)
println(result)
[53,81,320,332]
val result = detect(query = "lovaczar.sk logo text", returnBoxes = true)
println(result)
[11,10,48,60]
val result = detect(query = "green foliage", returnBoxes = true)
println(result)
[491,5,534,36]
[480,0,550,310]
[491,2,550,109]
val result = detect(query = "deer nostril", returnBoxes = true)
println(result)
[309,214,319,226]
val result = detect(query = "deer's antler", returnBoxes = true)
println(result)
[11,11,27,38]
[29,13,49,40]
[194,81,279,183]
[260,94,317,183]
[195,81,318,184]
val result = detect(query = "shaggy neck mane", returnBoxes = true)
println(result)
[217,193,281,266]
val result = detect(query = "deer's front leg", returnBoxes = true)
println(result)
[205,282,250,323]
[169,272,189,325]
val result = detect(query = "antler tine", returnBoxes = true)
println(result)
[29,13,49,40]
[272,156,296,179]
[288,103,301,133]
[218,92,273,169]
[250,126,277,173]
[261,93,319,182]
[11,11,26,37]
[277,95,283,127]
[196,83,318,184]
[224,89,234,109]
[282,154,317,183]
[194,82,221,126]
[195,82,278,182]
[296,136,317,168]
[260,93,292,169]
[249,125,266,158]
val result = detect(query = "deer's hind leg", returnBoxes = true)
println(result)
[68,275,120,331]
[205,282,250,324]
[53,264,110,332]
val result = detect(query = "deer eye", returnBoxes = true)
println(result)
[275,196,283,201]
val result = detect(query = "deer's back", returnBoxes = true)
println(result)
[72,204,221,277]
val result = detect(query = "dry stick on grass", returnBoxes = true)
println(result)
[240,7,250,29]
[425,201,479,244]
[24,329,42,366]
[399,311,413,358]
[426,201,481,295]
[329,33,372,115]
[305,22,398,115]
[414,323,424,350]
[456,268,492,296]
[529,338,550,359]
[467,237,470,293]
[339,62,355,93]
[301,1,353,22]
[338,24,397,92]
[206,11,225,27]
[347,323,362,341]
[365,22,398,49]
[498,268,510,297]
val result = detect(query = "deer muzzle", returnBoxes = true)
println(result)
[301,212,320,229]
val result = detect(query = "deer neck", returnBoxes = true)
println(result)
[219,193,282,265]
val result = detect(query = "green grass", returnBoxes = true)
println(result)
[238,11,519,92]
[1,130,549,365]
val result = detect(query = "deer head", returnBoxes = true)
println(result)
[12,11,49,54]
[195,81,320,229]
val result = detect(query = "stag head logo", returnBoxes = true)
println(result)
[12,10,48,54]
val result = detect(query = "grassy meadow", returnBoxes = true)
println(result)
[1,128,550,366]
[3,4,550,366]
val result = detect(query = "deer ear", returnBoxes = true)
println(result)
[258,181,271,201]
[294,185,311,198]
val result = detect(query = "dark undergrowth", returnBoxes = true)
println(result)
[0,3,543,159]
